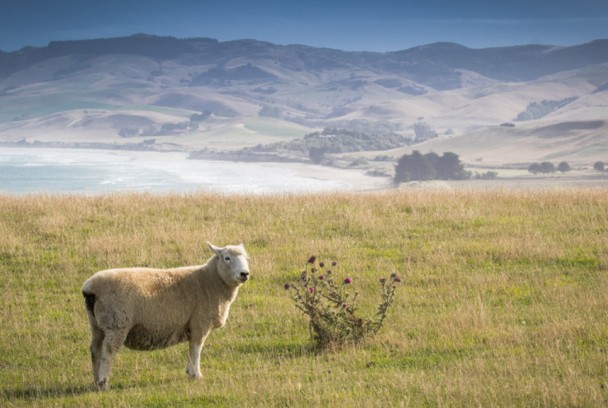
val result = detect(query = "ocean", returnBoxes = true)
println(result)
[0,148,362,195]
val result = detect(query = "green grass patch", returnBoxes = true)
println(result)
[1,190,607,406]
[243,117,310,139]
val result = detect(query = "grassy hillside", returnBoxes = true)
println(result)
[1,190,607,406]
[2,37,608,166]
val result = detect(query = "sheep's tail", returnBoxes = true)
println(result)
[83,291,96,317]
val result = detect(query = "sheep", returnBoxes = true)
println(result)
[81,242,250,390]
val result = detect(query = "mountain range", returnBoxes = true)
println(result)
[1,34,607,166]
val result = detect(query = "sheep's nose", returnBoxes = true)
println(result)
[239,271,250,281]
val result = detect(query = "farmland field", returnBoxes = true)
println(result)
[0,190,607,406]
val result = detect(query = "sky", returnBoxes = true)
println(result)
[1,0,608,53]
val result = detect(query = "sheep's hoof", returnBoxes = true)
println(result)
[96,378,109,391]
[186,369,202,380]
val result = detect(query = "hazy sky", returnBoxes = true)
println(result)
[2,0,608,52]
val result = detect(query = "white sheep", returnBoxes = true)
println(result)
[81,242,250,390]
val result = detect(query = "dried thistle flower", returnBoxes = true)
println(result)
[284,255,401,349]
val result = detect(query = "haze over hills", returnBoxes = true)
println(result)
[1,34,607,166]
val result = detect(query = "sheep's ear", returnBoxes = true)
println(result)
[207,242,223,255]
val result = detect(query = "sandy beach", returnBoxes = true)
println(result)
[0,147,388,194]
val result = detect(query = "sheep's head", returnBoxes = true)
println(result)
[208,242,250,287]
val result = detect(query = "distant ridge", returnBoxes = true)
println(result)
[1,34,608,85]
[1,33,608,166]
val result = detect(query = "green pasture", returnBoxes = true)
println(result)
[0,190,606,406]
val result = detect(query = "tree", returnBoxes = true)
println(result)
[309,147,327,164]
[540,162,556,174]
[394,151,470,185]
[394,151,436,184]
[413,122,437,141]
[437,152,470,180]
[557,162,571,173]
[422,152,440,178]
[528,163,541,174]
[594,161,605,172]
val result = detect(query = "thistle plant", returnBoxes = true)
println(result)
[284,255,401,349]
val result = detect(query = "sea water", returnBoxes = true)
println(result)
[0,148,353,195]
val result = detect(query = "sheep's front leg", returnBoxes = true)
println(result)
[186,327,212,379]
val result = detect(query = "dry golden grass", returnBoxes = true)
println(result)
[0,189,607,406]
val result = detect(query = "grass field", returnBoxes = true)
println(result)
[0,190,607,407]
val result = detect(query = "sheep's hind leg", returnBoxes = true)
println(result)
[186,327,212,379]
[89,324,104,385]
[97,329,128,390]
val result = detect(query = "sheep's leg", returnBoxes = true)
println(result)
[97,329,128,390]
[186,327,212,379]
[89,324,104,384]
[85,310,104,384]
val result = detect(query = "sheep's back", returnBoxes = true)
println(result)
[84,266,201,295]
[83,266,203,334]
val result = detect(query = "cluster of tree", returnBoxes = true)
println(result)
[515,97,577,121]
[394,151,470,184]
[528,161,571,174]
[118,110,219,138]
[118,121,196,138]
[303,128,410,154]
[594,161,605,172]
[258,105,282,119]
[413,122,437,141]
[248,127,411,161]
[473,171,498,180]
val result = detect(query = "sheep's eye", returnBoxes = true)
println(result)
[224,256,231,262]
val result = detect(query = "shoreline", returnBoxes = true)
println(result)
[0,146,388,194]
[2,146,606,195]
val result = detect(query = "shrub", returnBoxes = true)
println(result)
[284,256,400,349]
[474,171,498,180]
[349,158,368,167]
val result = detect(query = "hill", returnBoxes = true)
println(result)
[1,34,607,166]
